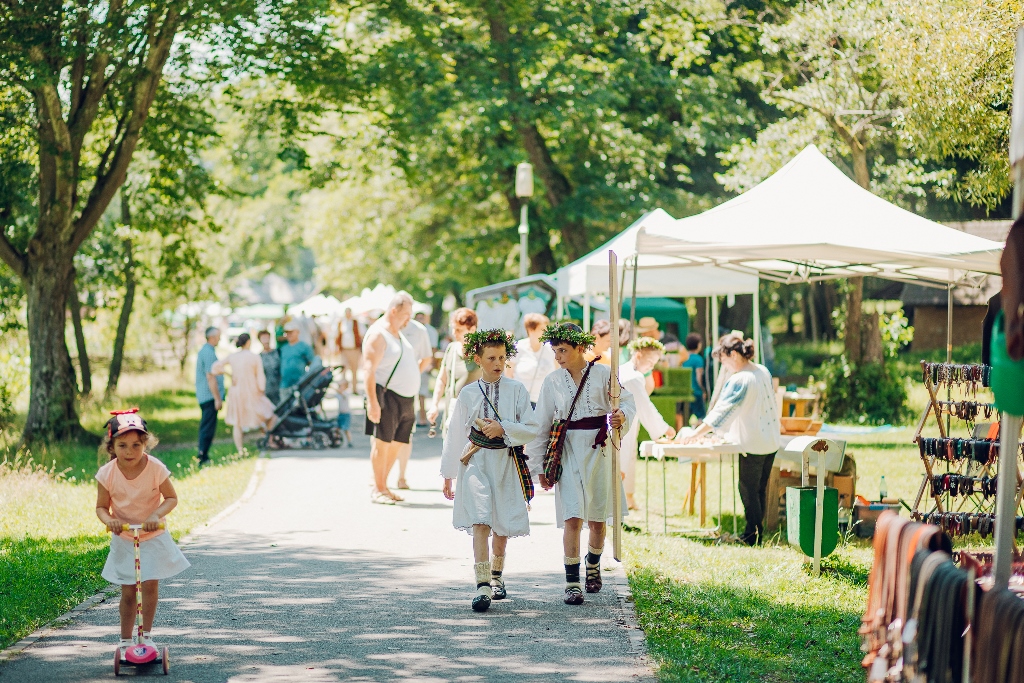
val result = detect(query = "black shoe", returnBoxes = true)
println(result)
[564,586,584,605]
[197,456,210,468]
[472,594,491,612]
[491,579,507,600]
[585,567,602,593]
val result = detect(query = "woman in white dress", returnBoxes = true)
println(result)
[619,338,676,511]
[211,333,277,454]
[525,322,635,605]
[441,330,538,613]
[507,312,557,407]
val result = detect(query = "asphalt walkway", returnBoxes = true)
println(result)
[1,423,651,682]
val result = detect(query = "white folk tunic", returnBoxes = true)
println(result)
[619,360,671,497]
[525,364,637,528]
[440,377,539,538]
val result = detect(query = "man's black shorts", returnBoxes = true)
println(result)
[365,384,416,444]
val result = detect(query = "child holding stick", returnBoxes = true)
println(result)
[441,329,538,612]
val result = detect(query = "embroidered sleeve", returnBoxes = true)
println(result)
[703,375,749,432]
[500,383,539,448]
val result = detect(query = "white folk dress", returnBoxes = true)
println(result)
[525,364,637,528]
[440,377,539,538]
[619,360,671,497]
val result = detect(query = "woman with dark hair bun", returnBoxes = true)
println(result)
[211,333,277,455]
[680,332,780,546]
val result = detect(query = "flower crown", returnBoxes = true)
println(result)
[540,322,596,349]
[628,337,665,354]
[463,329,517,359]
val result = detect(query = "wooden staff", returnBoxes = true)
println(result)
[608,250,623,561]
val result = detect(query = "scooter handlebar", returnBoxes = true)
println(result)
[106,523,166,531]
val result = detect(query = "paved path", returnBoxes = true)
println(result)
[1,423,651,682]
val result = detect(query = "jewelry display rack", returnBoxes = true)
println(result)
[911,361,1024,535]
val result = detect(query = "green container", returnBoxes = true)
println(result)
[991,311,1024,415]
[653,367,694,399]
[786,486,839,558]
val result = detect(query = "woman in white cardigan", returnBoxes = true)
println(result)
[681,332,780,545]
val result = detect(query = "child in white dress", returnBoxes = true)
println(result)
[441,329,538,612]
[95,410,190,654]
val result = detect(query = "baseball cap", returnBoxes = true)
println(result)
[105,409,149,439]
[283,321,300,332]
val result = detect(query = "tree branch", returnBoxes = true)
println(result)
[69,6,182,252]
[0,230,27,279]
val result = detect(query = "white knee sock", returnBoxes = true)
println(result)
[474,561,492,597]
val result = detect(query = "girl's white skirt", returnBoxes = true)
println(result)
[102,532,191,585]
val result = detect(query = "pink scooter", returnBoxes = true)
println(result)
[110,523,169,676]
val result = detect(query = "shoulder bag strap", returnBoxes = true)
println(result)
[382,330,405,392]
[564,361,596,423]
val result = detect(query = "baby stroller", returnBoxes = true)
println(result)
[258,359,343,450]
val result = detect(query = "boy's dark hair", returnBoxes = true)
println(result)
[685,333,703,352]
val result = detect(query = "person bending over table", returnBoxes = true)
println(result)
[679,332,780,546]
[619,337,676,511]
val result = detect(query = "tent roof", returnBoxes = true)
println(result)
[556,209,759,298]
[287,294,345,317]
[635,146,1004,287]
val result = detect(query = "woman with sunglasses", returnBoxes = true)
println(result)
[680,332,781,546]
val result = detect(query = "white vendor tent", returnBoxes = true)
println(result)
[336,284,428,318]
[636,145,1003,288]
[287,294,346,317]
[556,209,761,348]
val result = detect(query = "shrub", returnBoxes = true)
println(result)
[821,357,911,425]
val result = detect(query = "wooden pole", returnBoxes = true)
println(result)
[609,250,623,561]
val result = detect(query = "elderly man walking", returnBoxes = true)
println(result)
[363,292,421,504]
[196,326,225,467]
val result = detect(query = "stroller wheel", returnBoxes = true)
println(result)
[256,437,268,451]
[311,432,329,450]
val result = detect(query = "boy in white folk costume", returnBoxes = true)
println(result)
[619,337,676,511]
[526,323,636,605]
[441,329,539,613]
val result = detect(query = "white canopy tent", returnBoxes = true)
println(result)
[635,144,1006,363]
[556,208,762,355]
[635,146,1003,288]
[287,294,346,317]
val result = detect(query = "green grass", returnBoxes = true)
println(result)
[626,533,869,683]
[0,371,261,650]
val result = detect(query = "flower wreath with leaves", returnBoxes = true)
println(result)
[628,337,665,354]
[463,329,518,359]
[540,322,596,350]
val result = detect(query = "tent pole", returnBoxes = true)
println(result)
[993,24,1024,591]
[557,295,563,320]
[629,255,639,342]
[753,279,762,364]
[711,295,720,379]
[946,274,953,366]
[583,292,591,330]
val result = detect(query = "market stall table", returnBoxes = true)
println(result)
[640,439,741,535]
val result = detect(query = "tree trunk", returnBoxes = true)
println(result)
[806,284,820,343]
[106,238,135,397]
[845,277,864,363]
[68,279,92,396]
[23,252,91,443]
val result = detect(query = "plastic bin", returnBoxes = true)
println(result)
[786,486,839,558]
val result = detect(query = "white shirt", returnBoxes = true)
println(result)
[339,318,362,350]
[703,363,780,455]
[619,361,671,443]
[403,320,433,363]
[511,338,558,403]
[370,322,420,397]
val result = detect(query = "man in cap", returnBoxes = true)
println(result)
[279,320,316,396]
[196,326,224,466]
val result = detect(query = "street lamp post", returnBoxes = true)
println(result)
[515,162,534,279]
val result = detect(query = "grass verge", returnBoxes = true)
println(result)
[0,446,257,650]
[625,533,871,683]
